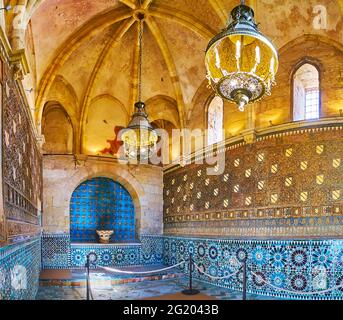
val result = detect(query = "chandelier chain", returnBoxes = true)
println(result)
[138,20,143,102]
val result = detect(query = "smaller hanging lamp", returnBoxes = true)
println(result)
[121,17,158,160]
[205,0,279,112]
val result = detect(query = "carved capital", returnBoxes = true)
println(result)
[241,129,257,144]
[9,49,30,80]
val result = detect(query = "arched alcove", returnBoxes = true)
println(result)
[84,95,128,155]
[70,177,135,243]
[42,103,73,154]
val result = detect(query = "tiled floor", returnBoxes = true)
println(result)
[36,277,284,300]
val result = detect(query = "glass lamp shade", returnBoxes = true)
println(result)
[121,101,158,160]
[205,4,279,111]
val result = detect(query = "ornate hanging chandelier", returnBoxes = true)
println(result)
[205,0,279,112]
[121,17,158,160]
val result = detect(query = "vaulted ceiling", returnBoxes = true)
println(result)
[3,0,343,154]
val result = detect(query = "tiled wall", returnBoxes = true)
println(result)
[0,238,41,300]
[41,233,343,299]
[0,42,42,300]
[163,236,343,300]
[70,177,135,243]
[1,57,42,243]
[163,126,343,238]
[41,234,164,269]
[41,234,70,269]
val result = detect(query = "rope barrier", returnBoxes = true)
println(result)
[98,261,186,275]
[85,250,343,300]
[194,263,241,280]
[250,271,343,295]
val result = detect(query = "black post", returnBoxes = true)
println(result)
[182,254,200,295]
[189,253,193,292]
[86,254,90,301]
[242,259,247,301]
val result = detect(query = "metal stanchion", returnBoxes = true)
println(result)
[182,254,200,295]
[86,254,90,301]
[242,259,247,301]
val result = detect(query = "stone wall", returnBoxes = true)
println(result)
[163,124,343,238]
[42,155,163,237]
[188,35,343,144]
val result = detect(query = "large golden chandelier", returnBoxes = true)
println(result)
[205,1,279,111]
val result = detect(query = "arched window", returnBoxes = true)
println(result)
[208,96,223,145]
[70,177,135,243]
[293,63,320,121]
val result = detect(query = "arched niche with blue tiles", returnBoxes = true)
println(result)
[70,177,135,243]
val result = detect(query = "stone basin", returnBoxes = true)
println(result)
[96,230,114,244]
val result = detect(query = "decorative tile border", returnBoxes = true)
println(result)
[40,233,343,299]
[70,243,142,269]
[41,234,70,269]
[41,234,164,269]
[163,235,343,300]
[140,234,164,265]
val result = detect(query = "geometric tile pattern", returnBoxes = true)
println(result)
[41,234,70,269]
[163,127,343,237]
[70,244,142,268]
[41,233,343,300]
[41,234,164,269]
[163,236,343,300]
[140,235,164,265]
[0,237,41,300]
[1,55,42,243]
[70,177,135,243]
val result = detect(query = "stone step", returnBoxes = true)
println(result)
[39,265,184,287]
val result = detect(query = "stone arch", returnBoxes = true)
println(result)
[256,34,343,127]
[66,168,144,240]
[145,95,180,128]
[89,94,129,120]
[70,177,136,243]
[41,102,75,154]
[279,34,343,55]
[40,75,79,130]
[82,94,128,155]
[187,79,213,131]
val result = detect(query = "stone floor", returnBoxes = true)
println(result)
[36,277,285,300]
[39,265,184,287]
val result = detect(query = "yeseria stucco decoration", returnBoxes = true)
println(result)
[163,125,343,238]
